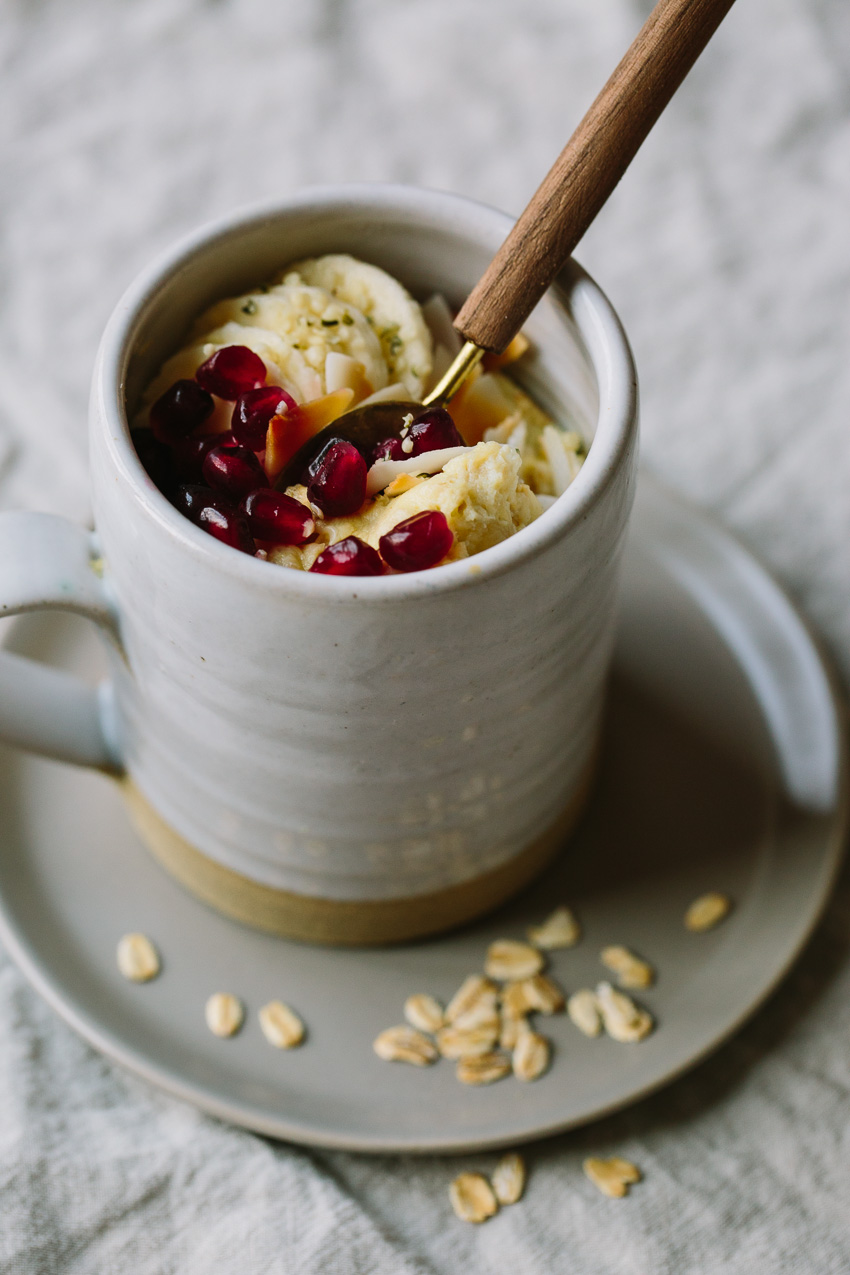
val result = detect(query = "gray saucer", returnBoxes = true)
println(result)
[0,477,845,1153]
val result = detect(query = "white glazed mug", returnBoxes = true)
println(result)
[0,186,638,944]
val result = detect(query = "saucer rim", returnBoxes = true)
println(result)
[0,476,846,1154]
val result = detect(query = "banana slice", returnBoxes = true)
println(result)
[141,255,433,419]
[281,254,433,399]
[142,321,308,408]
[191,283,388,400]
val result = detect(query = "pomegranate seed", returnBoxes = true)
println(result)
[175,483,226,519]
[306,439,367,517]
[406,407,465,456]
[201,506,256,553]
[379,510,454,572]
[202,440,268,499]
[368,408,464,466]
[172,431,231,479]
[196,345,267,399]
[240,489,315,544]
[175,484,255,554]
[310,537,384,576]
[369,435,406,465]
[132,429,177,494]
[232,385,297,450]
[149,379,214,441]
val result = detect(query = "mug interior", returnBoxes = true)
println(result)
[102,186,636,595]
[122,189,600,442]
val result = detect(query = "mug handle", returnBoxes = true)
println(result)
[0,511,123,771]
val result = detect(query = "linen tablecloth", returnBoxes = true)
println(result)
[1,1,849,1269]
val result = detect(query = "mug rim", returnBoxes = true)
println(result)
[94,183,638,601]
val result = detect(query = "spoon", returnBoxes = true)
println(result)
[277,0,735,489]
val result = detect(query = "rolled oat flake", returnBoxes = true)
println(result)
[205,992,244,1038]
[445,974,498,1024]
[567,989,603,1038]
[403,993,444,1034]
[600,945,655,989]
[583,1156,642,1198]
[259,1000,305,1048]
[456,1051,511,1086]
[449,1172,498,1223]
[527,905,581,949]
[116,932,160,983]
[373,1025,438,1066]
[492,1153,526,1205]
[512,1028,551,1081]
[484,939,545,981]
[684,891,731,932]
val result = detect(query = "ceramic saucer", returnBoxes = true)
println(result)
[0,476,845,1152]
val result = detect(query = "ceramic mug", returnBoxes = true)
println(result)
[0,186,638,944]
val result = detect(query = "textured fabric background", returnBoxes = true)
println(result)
[1,1,849,1270]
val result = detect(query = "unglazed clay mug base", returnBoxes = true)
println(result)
[0,186,638,945]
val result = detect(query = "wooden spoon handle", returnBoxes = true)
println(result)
[454,0,736,352]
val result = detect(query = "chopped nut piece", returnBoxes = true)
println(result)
[456,1052,511,1086]
[373,1025,438,1066]
[450,1172,499,1223]
[685,892,732,932]
[512,1028,551,1081]
[116,932,160,983]
[437,1020,500,1059]
[258,1000,305,1049]
[445,974,498,1024]
[205,992,244,1038]
[583,1156,642,1198]
[492,1152,526,1205]
[600,945,655,989]
[484,939,545,981]
[596,982,654,1043]
[567,989,603,1038]
[527,905,581,950]
[403,993,444,1034]
[504,973,565,1016]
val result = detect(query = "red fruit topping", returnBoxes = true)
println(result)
[174,483,224,519]
[306,439,367,517]
[310,537,384,576]
[200,506,256,553]
[368,408,464,467]
[379,510,454,572]
[132,429,177,494]
[202,440,269,499]
[175,485,255,554]
[369,435,406,465]
[172,431,231,479]
[240,490,315,545]
[405,407,465,456]
[232,385,297,450]
[195,345,267,400]
[149,379,214,441]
